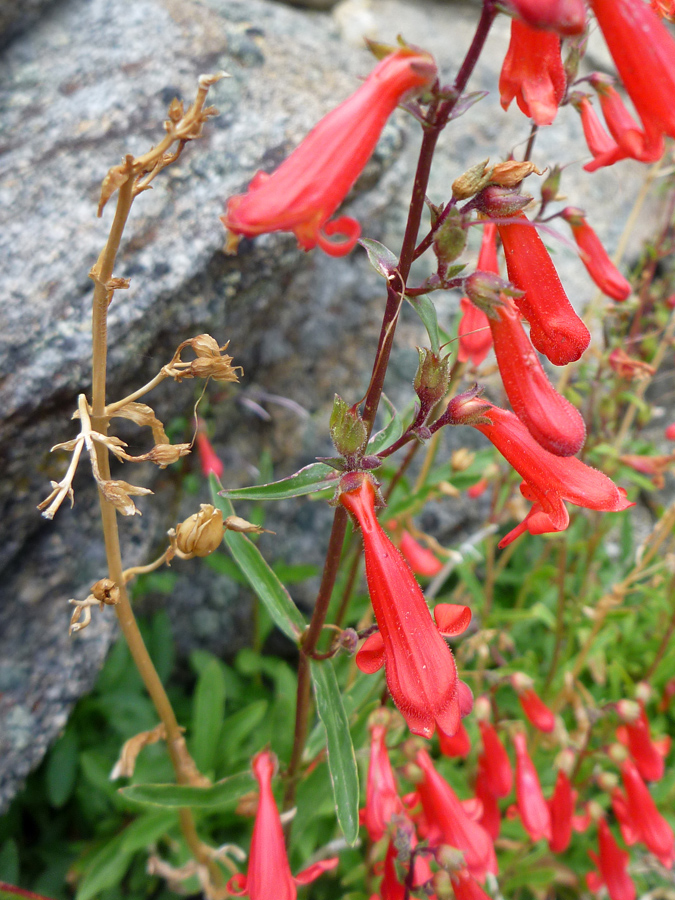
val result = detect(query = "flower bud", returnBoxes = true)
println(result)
[540,165,562,204]
[435,845,466,873]
[596,771,619,792]
[452,158,493,200]
[555,748,576,777]
[470,184,532,217]
[474,695,492,721]
[413,349,451,409]
[635,681,654,703]
[329,395,368,458]
[464,271,522,318]
[431,870,454,900]
[174,504,225,557]
[608,742,629,765]
[616,699,641,724]
[444,385,492,426]
[433,208,468,265]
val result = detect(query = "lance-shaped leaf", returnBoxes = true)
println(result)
[212,482,306,640]
[359,237,399,279]
[220,462,339,502]
[119,771,256,809]
[406,293,440,355]
[309,659,360,846]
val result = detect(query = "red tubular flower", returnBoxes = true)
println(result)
[561,207,631,301]
[227,750,338,900]
[478,720,513,797]
[590,77,664,163]
[548,770,577,853]
[488,293,586,456]
[666,424,675,442]
[611,787,640,847]
[497,211,591,365]
[195,422,224,479]
[586,818,636,900]
[499,20,566,126]
[511,674,556,732]
[513,732,552,842]
[589,0,675,146]
[457,297,494,367]
[616,700,669,782]
[458,224,499,366]
[450,867,494,900]
[339,475,473,739]
[571,93,627,172]
[447,396,632,547]
[222,49,436,257]
[475,776,501,840]
[362,722,405,843]
[439,720,471,758]
[621,759,675,867]
[502,0,586,34]
[398,530,443,577]
[415,749,498,882]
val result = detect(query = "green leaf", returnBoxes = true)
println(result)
[405,293,440,355]
[367,405,408,455]
[359,238,398,279]
[76,813,174,900]
[309,660,359,845]
[213,485,306,642]
[191,658,227,774]
[217,701,269,768]
[219,463,339,502]
[0,841,19,885]
[119,771,255,808]
[45,728,78,808]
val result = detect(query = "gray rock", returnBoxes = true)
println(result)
[0,0,650,810]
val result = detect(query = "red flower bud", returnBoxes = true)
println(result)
[196,424,224,479]
[362,723,405,843]
[562,207,631,301]
[548,769,577,853]
[415,749,498,883]
[621,759,675,867]
[514,684,556,733]
[616,701,669,783]
[477,720,513,798]
[513,732,552,842]
[222,49,437,256]
[586,818,636,900]
[499,20,566,126]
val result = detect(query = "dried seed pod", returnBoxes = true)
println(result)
[174,504,225,557]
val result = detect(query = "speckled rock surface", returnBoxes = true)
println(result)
[0,0,651,809]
